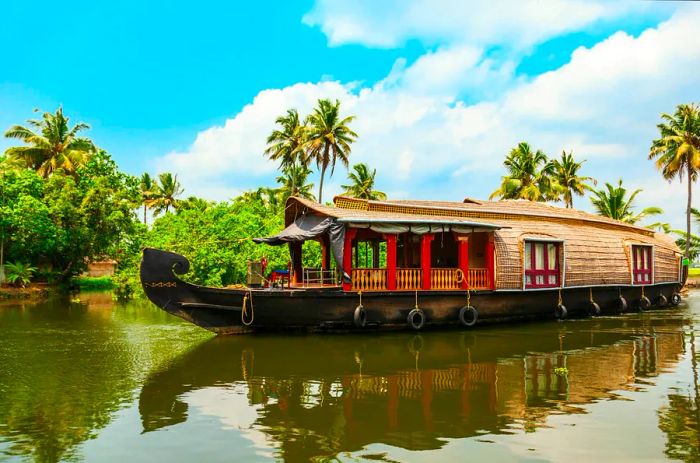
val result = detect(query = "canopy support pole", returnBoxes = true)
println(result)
[343,228,358,292]
[386,234,397,290]
[456,234,469,290]
[421,234,435,290]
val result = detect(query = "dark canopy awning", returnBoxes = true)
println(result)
[254,214,347,272]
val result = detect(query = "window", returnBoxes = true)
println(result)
[632,245,652,284]
[524,241,561,288]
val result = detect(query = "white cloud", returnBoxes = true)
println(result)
[157,6,700,229]
[302,0,655,49]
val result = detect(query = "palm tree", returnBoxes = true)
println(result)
[490,142,558,202]
[3,107,96,177]
[649,103,700,259]
[151,173,184,216]
[341,163,387,200]
[590,179,662,224]
[303,99,357,203]
[276,163,315,202]
[265,109,308,192]
[139,173,157,225]
[177,196,212,213]
[551,150,596,208]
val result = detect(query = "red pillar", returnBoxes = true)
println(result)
[342,228,358,292]
[456,234,469,289]
[386,234,397,290]
[486,233,495,290]
[421,234,435,290]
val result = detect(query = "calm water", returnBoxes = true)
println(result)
[1,292,700,462]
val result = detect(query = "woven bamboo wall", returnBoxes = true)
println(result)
[492,219,680,289]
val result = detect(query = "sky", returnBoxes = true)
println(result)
[1,0,698,228]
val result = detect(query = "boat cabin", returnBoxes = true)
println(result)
[254,196,682,293]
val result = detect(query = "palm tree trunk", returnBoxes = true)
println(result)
[143,204,147,225]
[318,163,327,204]
[688,161,693,259]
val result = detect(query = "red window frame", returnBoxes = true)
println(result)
[632,245,652,284]
[524,241,561,289]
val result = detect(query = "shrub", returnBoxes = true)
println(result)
[4,261,37,288]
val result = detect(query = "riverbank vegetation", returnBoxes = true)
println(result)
[1,101,699,298]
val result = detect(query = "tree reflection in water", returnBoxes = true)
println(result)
[0,294,205,463]
[658,329,700,462]
[139,317,688,462]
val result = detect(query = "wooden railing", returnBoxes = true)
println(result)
[351,268,387,291]
[349,267,490,292]
[468,268,489,289]
[396,268,422,290]
[430,268,462,290]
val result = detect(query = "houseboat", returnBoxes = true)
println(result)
[140,196,686,334]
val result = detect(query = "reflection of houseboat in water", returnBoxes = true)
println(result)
[139,315,686,460]
[140,196,686,334]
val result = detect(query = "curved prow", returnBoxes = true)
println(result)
[140,247,192,314]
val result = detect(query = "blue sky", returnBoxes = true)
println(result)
[1,1,698,227]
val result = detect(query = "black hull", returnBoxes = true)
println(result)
[140,248,681,335]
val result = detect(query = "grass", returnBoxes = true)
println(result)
[688,268,700,277]
[73,276,114,290]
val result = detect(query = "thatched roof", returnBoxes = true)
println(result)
[285,196,681,289]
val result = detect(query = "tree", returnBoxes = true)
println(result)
[151,173,184,216]
[303,99,357,203]
[3,107,96,178]
[177,196,213,213]
[590,179,662,224]
[649,103,700,259]
[551,150,596,208]
[341,163,387,200]
[276,163,315,202]
[265,109,308,193]
[139,173,157,225]
[490,142,558,202]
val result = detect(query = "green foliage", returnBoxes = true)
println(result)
[72,276,114,290]
[113,192,299,298]
[3,106,96,178]
[341,163,387,200]
[490,142,558,202]
[550,150,596,208]
[276,163,315,202]
[303,99,358,203]
[649,103,700,259]
[150,172,184,216]
[590,179,663,225]
[4,261,36,287]
[0,149,140,281]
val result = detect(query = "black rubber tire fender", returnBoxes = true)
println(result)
[671,293,681,306]
[407,308,426,331]
[656,294,668,308]
[638,295,651,311]
[589,301,601,317]
[618,296,628,313]
[353,304,367,328]
[555,304,567,320]
[458,305,478,327]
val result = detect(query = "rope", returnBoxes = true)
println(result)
[641,285,645,298]
[557,288,563,306]
[455,268,464,284]
[466,286,471,307]
[242,290,255,326]
[414,290,419,310]
[589,287,594,303]
[358,290,363,306]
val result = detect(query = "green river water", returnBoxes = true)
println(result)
[1,291,700,462]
